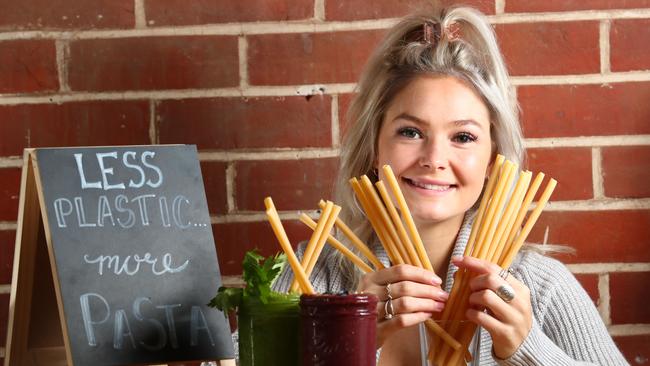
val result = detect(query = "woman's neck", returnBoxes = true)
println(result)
[416,214,466,278]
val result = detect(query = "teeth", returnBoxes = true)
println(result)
[409,180,452,191]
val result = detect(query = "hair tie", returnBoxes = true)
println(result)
[422,21,441,44]
[445,22,461,42]
[422,21,461,45]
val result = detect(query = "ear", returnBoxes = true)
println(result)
[485,153,497,179]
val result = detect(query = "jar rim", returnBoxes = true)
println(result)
[300,293,378,306]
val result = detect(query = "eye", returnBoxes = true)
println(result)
[397,127,422,139]
[453,132,477,143]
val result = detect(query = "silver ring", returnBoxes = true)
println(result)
[496,284,516,303]
[384,282,394,320]
[386,282,393,301]
[384,298,394,320]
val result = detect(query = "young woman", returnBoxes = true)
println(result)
[274,5,628,365]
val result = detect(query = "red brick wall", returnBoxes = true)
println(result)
[1,0,648,363]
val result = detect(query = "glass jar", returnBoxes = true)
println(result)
[300,293,378,366]
[237,293,300,366]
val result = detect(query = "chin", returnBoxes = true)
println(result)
[412,210,464,225]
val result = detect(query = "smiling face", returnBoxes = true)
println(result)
[376,76,493,227]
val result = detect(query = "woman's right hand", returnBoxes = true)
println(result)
[356,264,449,348]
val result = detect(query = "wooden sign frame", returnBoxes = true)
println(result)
[5,149,235,366]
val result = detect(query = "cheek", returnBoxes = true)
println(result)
[457,152,491,185]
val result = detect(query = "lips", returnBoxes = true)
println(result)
[403,177,457,192]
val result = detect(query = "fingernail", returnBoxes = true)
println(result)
[440,291,449,300]
[451,255,462,263]
[432,276,442,285]
[435,303,445,312]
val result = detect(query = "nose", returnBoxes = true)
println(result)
[419,139,448,170]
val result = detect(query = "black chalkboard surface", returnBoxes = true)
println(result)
[7,145,234,366]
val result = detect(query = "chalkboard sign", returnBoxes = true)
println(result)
[5,146,234,366]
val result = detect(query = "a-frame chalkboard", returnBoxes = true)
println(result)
[5,146,235,366]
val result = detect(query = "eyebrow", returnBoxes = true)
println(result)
[392,113,485,129]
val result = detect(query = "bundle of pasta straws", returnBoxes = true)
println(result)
[430,155,557,365]
[264,154,556,364]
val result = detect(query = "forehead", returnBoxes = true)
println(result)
[385,76,491,127]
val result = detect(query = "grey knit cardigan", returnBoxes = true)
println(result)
[272,212,629,366]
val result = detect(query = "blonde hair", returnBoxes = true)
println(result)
[334,5,525,288]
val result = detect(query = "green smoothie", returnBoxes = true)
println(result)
[238,293,300,366]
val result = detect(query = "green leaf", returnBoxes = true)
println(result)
[211,249,288,311]
[208,286,242,313]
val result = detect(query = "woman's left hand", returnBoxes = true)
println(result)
[451,256,533,360]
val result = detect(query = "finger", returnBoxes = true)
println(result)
[468,289,514,322]
[389,281,449,302]
[468,273,528,315]
[377,296,445,319]
[451,255,502,275]
[371,264,442,287]
[465,307,507,335]
[379,312,433,331]
[393,296,445,314]
[469,272,507,292]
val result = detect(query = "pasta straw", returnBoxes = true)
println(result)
[382,165,434,271]
[435,159,513,362]
[349,169,460,352]
[318,200,384,270]
[435,156,505,339]
[445,179,557,366]
[299,213,374,273]
[431,158,557,365]
[350,177,404,264]
[360,175,411,263]
[304,204,342,279]
[464,154,506,257]
[499,172,545,264]
[435,164,514,363]
[290,201,334,292]
[264,197,314,294]
[500,179,557,267]
[375,181,423,267]
[487,171,532,263]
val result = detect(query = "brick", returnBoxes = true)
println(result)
[248,30,386,85]
[234,158,339,211]
[144,0,312,26]
[0,230,16,284]
[0,0,134,30]
[338,93,355,140]
[602,146,650,198]
[610,271,650,324]
[0,101,151,157]
[213,221,311,275]
[527,210,650,264]
[614,334,650,366]
[506,0,650,12]
[157,96,332,149]
[518,82,650,138]
[0,293,8,346]
[495,21,599,76]
[573,273,599,306]
[325,0,494,21]
[527,148,593,201]
[0,169,21,222]
[0,40,58,94]
[611,19,650,72]
[68,36,238,91]
[200,161,228,215]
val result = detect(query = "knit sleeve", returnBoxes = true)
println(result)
[498,252,629,366]
[271,241,348,294]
